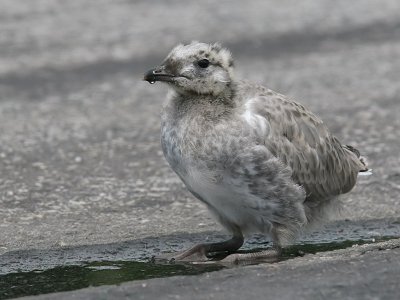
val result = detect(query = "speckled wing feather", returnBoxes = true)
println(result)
[239,82,365,201]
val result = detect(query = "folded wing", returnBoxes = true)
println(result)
[244,90,365,201]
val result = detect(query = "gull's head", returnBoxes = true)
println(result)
[144,41,235,96]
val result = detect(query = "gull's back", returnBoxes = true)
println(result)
[236,80,368,204]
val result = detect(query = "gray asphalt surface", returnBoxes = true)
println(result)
[20,239,400,300]
[1,0,400,299]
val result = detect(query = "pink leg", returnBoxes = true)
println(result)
[170,234,244,262]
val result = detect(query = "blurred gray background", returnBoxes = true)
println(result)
[0,0,400,268]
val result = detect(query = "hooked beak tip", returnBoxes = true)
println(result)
[143,68,157,83]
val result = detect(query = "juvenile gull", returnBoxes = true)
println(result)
[144,41,369,263]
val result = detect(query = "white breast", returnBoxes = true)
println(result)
[182,167,278,235]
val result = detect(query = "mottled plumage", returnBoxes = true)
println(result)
[144,41,368,262]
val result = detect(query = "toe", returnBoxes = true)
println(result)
[220,249,280,264]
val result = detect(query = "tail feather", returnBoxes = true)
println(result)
[344,144,369,172]
[358,169,373,176]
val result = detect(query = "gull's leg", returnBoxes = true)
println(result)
[170,233,244,262]
[220,227,283,264]
[220,244,282,264]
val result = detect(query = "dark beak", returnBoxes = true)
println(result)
[143,67,175,83]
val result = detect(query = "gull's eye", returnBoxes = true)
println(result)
[197,59,210,68]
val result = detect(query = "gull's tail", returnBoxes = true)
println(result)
[344,144,372,176]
